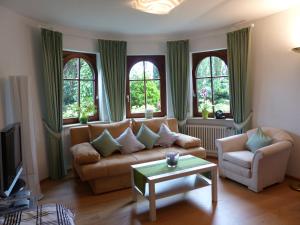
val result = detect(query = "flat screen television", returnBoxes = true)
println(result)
[0,123,23,197]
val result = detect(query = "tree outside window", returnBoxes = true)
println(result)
[192,50,231,118]
[63,52,98,124]
[126,55,166,118]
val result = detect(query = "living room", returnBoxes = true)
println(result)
[0,0,300,224]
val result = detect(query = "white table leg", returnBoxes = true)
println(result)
[211,166,218,202]
[149,181,156,221]
[131,167,137,202]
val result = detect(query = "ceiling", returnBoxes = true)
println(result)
[0,0,299,37]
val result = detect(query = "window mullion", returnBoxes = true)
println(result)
[209,56,215,116]
[78,58,81,110]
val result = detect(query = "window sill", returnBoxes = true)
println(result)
[187,117,234,127]
[63,121,106,129]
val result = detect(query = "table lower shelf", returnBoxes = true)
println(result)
[136,174,211,200]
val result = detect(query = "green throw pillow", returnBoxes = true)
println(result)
[246,127,273,152]
[90,129,121,157]
[136,124,160,149]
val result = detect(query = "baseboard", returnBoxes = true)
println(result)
[286,175,300,181]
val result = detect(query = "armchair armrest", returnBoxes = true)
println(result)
[253,141,292,161]
[216,133,248,154]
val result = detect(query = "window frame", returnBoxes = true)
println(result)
[126,55,166,118]
[63,51,99,124]
[192,49,231,118]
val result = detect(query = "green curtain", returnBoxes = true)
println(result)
[41,28,66,179]
[98,40,127,122]
[227,27,252,132]
[167,40,190,124]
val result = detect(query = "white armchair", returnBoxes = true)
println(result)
[216,127,294,192]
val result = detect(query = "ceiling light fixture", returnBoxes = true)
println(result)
[132,0,185,15]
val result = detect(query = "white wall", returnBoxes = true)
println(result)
[0,6,48,180]
[250,6,300,178]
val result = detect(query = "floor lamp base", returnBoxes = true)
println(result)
[290,182,300,191]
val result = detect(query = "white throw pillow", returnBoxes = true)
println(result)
[116,127,145,154]
[156,123,178,147]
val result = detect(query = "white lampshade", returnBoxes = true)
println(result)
[132,0,185,14]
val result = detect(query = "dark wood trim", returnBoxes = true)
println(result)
[192,49,232,118]
[126,55,166,118]
[63,51,99,125]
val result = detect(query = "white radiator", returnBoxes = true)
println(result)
[182,124,235,156]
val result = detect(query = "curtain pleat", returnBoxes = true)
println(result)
[167,40,189,124]
[227,27,252,132]
[98,40,127,122]
[41,28,66,179]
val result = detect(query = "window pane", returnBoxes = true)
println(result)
[130,81,145,113]
[211,56,228,76]
[196,57,211,78]
[145,61,160,79]
[196,78,213,113]
[80,81,95,113]
[63,80,79,118]
[63,58,79,79]
[146,80,161,112]
[213,77,230,113]
[129,62,144,80]
[80,59,94,80]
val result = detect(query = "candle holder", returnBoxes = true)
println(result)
[165,151,179,167]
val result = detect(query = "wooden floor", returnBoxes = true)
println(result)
[40,168,300,225]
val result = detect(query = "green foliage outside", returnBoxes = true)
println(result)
[63,58,95,119]
[196,56,230,114]
[129,62,161,113]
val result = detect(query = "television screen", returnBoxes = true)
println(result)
[0,123,23,197]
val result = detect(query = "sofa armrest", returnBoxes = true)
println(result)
[70,142,101,165]
[175,133,201,149]
[216,133,248,154]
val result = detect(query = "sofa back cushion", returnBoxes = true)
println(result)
[88,119,131,141]
[132,117,168,134]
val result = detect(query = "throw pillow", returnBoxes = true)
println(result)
[246,127,273,152]
[136,124,160,149]
[70,142,100,165]
[90,129,122,157]
[116,127,145,154]
[156,123,178,147]
[88,119,130,141]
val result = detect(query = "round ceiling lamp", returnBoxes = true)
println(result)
[132,0,185,15]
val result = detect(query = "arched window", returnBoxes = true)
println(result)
[63,51,98,124]
[126,55,166,118]
[192,50,231,118]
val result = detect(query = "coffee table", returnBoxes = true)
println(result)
[131,155,218,221]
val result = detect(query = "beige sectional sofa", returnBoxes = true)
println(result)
[70,118,206,194]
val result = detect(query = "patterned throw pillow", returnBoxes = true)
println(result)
[116,127,145,154]
[90,129,121,157]
[156,123,178,147]
[136,124,160,149]
[246,127,273,152]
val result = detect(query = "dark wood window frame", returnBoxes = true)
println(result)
[126,55,166,118]
[192,49,231,118]
[63,51,99,124]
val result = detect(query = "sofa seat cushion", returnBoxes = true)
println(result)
[76,153,137,181]
[131,149,165,163]
[223,151,253,169]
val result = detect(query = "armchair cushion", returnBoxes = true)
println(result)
[223,151,253,169]
[246,127,272,152]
